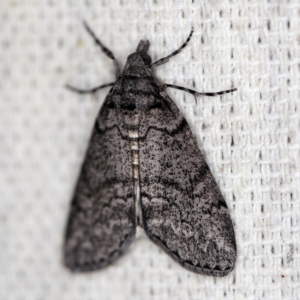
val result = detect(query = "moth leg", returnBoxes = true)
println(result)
[152,28,194,68]
[164,84,237,102]
[83,21,121,78]
[66,82,115,94]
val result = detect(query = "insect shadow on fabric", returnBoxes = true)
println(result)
[65,22,237,277]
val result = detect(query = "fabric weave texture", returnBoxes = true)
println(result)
[0,1,299,299]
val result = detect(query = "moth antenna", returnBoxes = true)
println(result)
[82,21,121,78]
[152,28,194,68]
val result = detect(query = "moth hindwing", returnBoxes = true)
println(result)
[65,23,237,276]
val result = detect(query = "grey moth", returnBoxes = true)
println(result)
[65,23,237,276]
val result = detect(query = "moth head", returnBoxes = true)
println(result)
[125,40,152,67]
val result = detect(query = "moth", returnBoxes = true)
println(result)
[65,22,237,276]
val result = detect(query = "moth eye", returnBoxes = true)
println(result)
[141,53,152,65]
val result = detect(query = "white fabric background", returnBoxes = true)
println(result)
[1,0,299,299]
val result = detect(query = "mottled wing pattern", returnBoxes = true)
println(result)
[64,96,135,271]
[139,90,236,276]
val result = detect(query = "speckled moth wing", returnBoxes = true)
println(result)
[139,90,236,277]
[64,94,136,272]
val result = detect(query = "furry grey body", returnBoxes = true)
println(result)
[65,25,236,276]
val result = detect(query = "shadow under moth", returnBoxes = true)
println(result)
[64,23,237,276]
